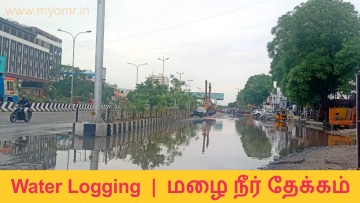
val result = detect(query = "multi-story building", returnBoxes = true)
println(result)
[263,87,288,110]
[149,73,169,86]
[0,17,62,98]
[118,88,133,98]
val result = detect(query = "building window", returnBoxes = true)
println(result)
[17,31,23,38]
[10,28,16,36]
[3,25,10,33]
[4,39,9,48]
[6,81,15,91]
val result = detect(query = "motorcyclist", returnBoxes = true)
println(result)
[17,95,31,116]
[18,95,30,107]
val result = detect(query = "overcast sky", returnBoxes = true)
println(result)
[1,0,360,105]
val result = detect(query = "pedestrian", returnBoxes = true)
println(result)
[0,93,4,106]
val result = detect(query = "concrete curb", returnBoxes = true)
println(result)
[73,113,189,137]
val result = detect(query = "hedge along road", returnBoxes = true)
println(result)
[0,111,93,137]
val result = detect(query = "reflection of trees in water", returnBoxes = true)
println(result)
[128,121,198,170]
[235,119,272,159]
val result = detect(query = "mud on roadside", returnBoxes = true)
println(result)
[260,145,357,170]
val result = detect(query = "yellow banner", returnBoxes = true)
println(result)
[0,171,359,203]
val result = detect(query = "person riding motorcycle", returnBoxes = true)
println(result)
[17,95,31,116]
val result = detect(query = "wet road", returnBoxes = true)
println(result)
[0,111,92,137]
[0,114,354,170]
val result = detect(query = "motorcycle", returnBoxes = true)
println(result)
[10,104,32,123]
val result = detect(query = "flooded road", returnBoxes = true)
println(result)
[0,114,354,170]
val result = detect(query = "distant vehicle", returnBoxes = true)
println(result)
[260,110,276,121]
[190,106,207,118]
[207,109,216,116]
[253,109,264,119]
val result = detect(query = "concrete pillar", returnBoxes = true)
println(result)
[123,121,128,132]
[118,122,122,133]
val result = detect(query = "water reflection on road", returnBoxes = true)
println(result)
[0,115,354,170]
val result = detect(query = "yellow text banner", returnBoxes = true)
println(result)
[0,170,359,203]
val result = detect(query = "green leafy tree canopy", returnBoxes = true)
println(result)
[267,0,360,105]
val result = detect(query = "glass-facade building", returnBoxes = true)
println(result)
[0,17,62,84]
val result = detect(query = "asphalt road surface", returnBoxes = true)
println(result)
[0,111,93,138]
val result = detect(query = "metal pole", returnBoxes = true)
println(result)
[93,0,105,122]
[187,79,193,91]
[71,37,75,105]
[158,56,169,84]
[75,106,79,122]
[136,67,139,85]
[356,74,360,169]
[176,71,184,90]
[57,29,91,108]
[162,56,165,77]
[90,150,99,170]
[128,63,147,86]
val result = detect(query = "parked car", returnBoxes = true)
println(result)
[190,107,207,118]
[260,110,276,121]
[253,109,264,119]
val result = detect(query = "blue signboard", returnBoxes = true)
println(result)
[0,55,6,73]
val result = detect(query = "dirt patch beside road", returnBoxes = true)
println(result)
[260,145,358,170]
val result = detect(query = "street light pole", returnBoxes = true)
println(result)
[93,0,106,122]
[127,63,147,85]
[158,56,169,84]
[176,71,184,90]
[187,79,193,91]
[58,28,91,105]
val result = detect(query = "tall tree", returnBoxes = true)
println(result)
[267,0,360,106]
[240,74,273,106]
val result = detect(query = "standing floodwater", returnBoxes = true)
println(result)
[0,115,354,170]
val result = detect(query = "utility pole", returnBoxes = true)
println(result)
[127,63,147,85]
[356,74,360,168]
[176,71,184,90]
[187,79,193,91]
[57,29,91,106]
[158,56,169,84]
[93,0,105,122]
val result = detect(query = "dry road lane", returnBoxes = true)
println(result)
[0,111,93,137]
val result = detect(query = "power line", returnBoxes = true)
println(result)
[107,0,271,42]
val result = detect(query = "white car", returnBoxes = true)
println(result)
[260,110,276,120]
[253,109,264,116]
